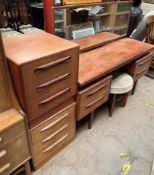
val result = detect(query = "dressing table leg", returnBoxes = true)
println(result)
[131,81,138,95]
[88,111,95,129]
[108,94,116,117]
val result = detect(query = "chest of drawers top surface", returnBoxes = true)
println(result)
[0,108,23,132]
[78,38,154,87]
[3,32,79,65]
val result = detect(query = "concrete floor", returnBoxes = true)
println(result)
[32,3,154,175]
[32,77,154,175]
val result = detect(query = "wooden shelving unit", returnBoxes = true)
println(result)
[43,0,132,39]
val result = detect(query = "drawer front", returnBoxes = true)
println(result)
[0,132,30,175]
[134,53,152,80]
[77,76,112,121]
[0,121,25,147]
[22,49,78,121]
[30,103,76,166]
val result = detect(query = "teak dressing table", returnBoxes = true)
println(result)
[73,32,153,128]
[3,32,154,168]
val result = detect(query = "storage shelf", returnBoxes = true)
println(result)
[116,11,130,15]
[114,25,128,30]
[53,2,114,9]
[55,20,64,24]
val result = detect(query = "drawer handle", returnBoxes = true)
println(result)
[43,134,68,153]
[0,163,10,174]
[42,124,68,143]
[41,113,69,132]
[34,56,71,73]
[0,137,2,142]
[37,73,70,91]
[136,68,148,76]
[138,60,150,66]
[86,95,105,108]
[0,150,6,158]
[38,88,70,106]
[87,85,106,97]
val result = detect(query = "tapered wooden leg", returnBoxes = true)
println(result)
[131,81,138,95]
[108,94,116,117]
[88,111,95,129]
[119,92,129,107]
[24,161,31,175]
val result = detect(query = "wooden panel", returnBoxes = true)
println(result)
[77,76,112,120]
[0,33,12,113]
[78,38,154,87]
[72,32,123,53]
[0,132,30,175]
[63,0,101,5]
[30,103,76,167]
[3,32,79,65]
[124,53,153,81]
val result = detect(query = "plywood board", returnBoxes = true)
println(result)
[63,0,102,5]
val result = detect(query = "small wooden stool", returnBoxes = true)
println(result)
[109,73,134,117]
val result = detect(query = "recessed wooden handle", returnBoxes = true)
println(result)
[138,60,150,66]
[38,88,70,106]
[137,68,148,76]
[86,95,105,108]
[0,163,10,174]
[37,73,70,91]
[0,150,6,158]
[34,56,71,73]
[43,134,68,153]
[42,124,68,143]
[41,113,68,132]
[87,85,106,97]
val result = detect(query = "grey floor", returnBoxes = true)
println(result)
[33,4,154,175]
[32,76,154,175]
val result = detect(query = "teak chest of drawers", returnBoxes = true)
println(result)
[0,109,30,175]
[3,32,79,168]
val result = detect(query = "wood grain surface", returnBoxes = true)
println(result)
[3,32,79,65]
[78,38,154,87]
[72,32,124,52]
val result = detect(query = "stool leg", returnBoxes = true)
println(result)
[119,92,129,107]
[131,81,138,95]
[108,94,116,117]
[24,161,31,175]
[88,111,95,129]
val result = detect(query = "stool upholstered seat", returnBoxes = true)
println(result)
[110,73,134,94]
[108,73,134,117]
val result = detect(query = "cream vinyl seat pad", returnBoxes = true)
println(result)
[110,73,134,94]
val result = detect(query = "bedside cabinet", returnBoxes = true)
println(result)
[0,108,31,175]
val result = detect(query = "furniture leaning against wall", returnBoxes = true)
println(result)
[0,33,31,175]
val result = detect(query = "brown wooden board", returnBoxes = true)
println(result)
[78,38,154,87]
[63,0,102,5]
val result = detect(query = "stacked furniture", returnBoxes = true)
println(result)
[0,33,31,174]
[2,31,154,169]
[3,32,79,169]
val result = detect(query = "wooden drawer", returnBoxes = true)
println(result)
[125,53,152,81]
[0,120,25,147]
[22,49,78,86]
[0,132,30,175]
[134,54,152,80]
[77,76,112,121]
[10,48,79,121]
[30,103,76,167]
